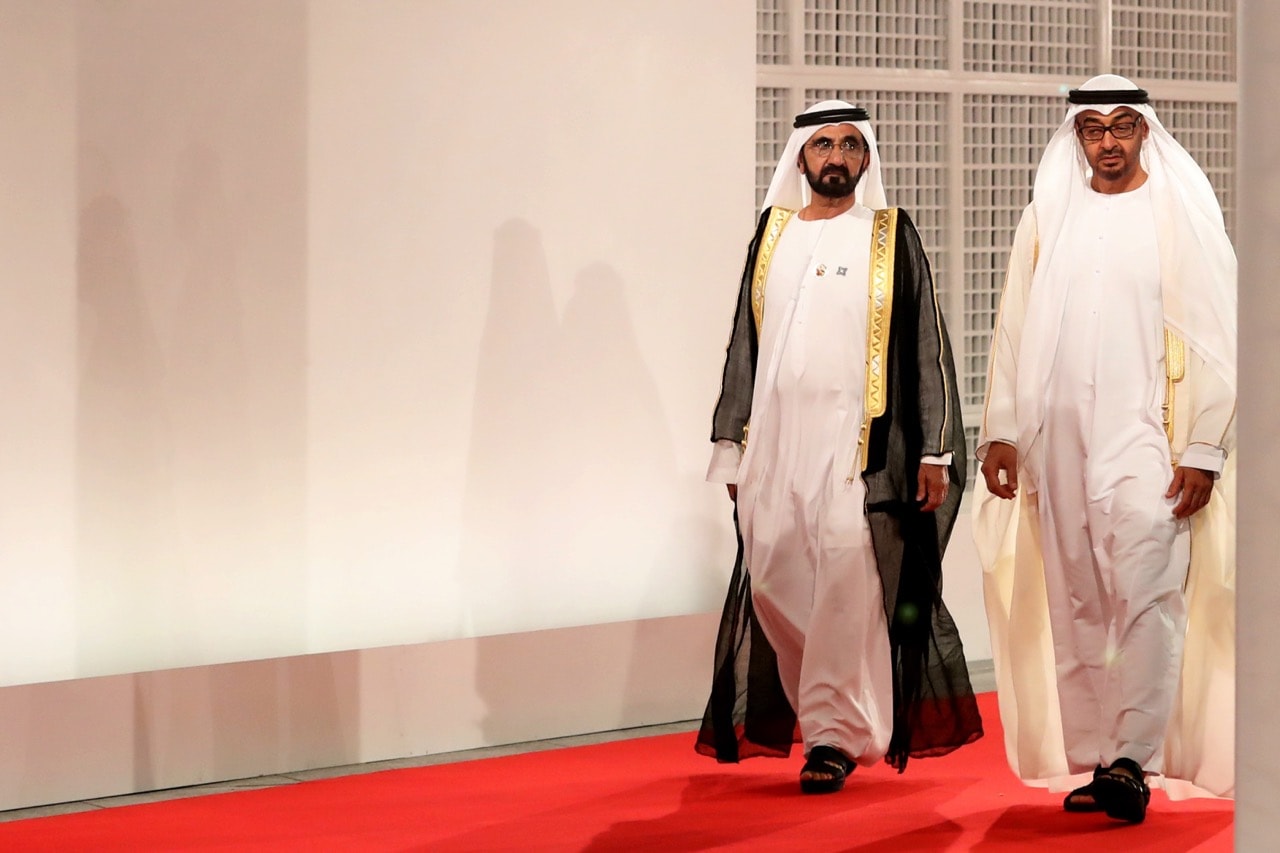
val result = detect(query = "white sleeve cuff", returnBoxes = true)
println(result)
[706,439,743,484]
[921,453,953,466]
[975,439,1015,462]
[1178,443,1226,477]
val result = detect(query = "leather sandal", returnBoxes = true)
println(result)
[1063,765,1107,813]
[799,745,854,794]
[1092,757,1151,823]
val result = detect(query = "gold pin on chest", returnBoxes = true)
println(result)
[815,264,827,276]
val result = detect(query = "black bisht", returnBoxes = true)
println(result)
[696,207,983,771]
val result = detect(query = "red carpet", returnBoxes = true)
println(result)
[0,693,1231,851]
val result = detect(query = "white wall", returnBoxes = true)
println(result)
[0,0,79,687]
[303,0,753,648]
[0,0,995,809]
[1235,0,1278,843]
[0,0,754,686]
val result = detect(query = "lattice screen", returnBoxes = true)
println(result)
[755,88,790,211]
[804,0,948,69]
[1157,101,1237,236]
[961,96,1061,411]
[963,1,1096,74]
[757,0,790,66]
[807,88,950,302]
[756,0,1238,476]
[1113,0,1236,82]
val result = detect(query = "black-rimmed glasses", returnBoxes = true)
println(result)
[1076,115,1144,142]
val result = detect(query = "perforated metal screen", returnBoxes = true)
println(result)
[807,87,951,301]
[804,0,948,69]
[961,95,1060,410]
[1158,101,1238,235]
[754,0,1238,474]
[757,0,790,66]
[755,87,790,211]
[963,1,1096,75]
[1113,0,1236,82]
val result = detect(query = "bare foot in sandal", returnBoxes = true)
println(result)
[1063,765,1107,813]
[799,745,854,794]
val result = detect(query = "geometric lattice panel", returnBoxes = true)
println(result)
[964,423,981,484]
[755,88,791,211]
[1156,99,1237,237]
[1112,0,1236,82]
[756,4,1239,485]
[758,0,790,65]
[960,95,1061,410]
[805,88,951,304]
[963,1,1096,75]
[805,0,948,69]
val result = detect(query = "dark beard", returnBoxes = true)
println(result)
[805,163,860,199]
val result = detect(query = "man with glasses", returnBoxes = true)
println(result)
[975,75,1236,823]
[696,100,982,793]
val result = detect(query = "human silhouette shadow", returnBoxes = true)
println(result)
[75,190,178,677]
[460,218,697,744]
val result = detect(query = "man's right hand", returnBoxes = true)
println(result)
[980,442,1019,500]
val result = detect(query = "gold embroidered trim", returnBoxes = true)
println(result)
[751,207,795,333]
[928,246,951,456]
[1164,328,1185,445]
[858,208,898,471]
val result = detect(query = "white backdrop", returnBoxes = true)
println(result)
[0,0,754,686]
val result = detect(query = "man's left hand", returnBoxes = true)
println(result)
[1166,466,1214,520]
[917,464,950,513]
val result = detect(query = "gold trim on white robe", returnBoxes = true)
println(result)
[973,204,1236,800]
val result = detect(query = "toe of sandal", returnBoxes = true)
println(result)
[1062,765,1107,813]
[1092,757,1151,824]
[799,745,854,794]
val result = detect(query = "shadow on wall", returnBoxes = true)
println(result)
[72,0,311,683]
[76,188,180,676]
[460,218,708,742]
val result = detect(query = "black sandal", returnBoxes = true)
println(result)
[799,745,854,794]
[1092,757,1151,823]
[1063,765,1107,813]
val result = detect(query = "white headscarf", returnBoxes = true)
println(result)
[761,100,888,214]
[1017,74,1237,454]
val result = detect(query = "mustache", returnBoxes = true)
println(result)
[820,164,850,178]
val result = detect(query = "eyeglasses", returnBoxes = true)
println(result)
[1075,115,1144,142]
[806,139,865,158]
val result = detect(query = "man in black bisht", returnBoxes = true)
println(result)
[697,100,982,793]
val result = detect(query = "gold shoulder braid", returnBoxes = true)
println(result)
[751,207,795,333]
[1163,327,1185,447]
[856,207,898,473]
[740,207,795,448]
